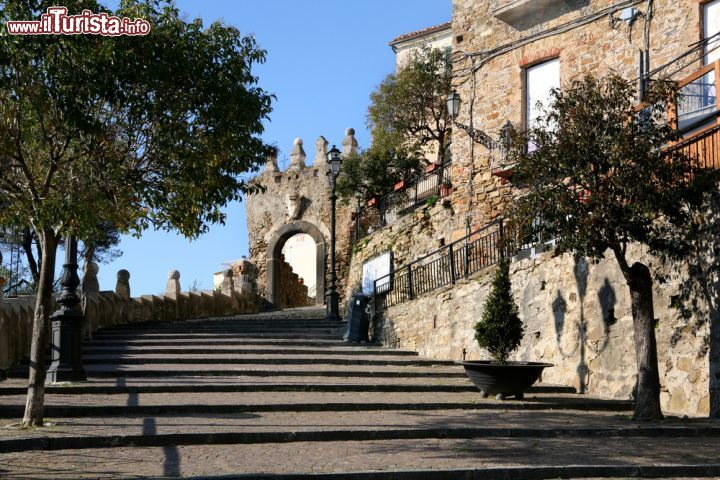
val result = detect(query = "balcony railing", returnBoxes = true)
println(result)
[354,161,451,241]
[373,219,509,310]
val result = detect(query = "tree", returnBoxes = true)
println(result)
[0,0,272,427]
[474,258,524,364]
[338,47,452,202]
[336,147,423,202]
[507,74,719,420]
[369,47,452,164]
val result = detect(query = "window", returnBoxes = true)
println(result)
[705,0,720,63]
[677,1,720,131]
[525,58,560,150]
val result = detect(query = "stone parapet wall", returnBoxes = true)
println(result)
[375,241,718,417]
[0,288,259,371]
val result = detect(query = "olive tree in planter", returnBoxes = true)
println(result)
[463,258,552,400]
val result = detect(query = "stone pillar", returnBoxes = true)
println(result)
[288,138,306,170]
[82,262,100,296]
[221,269,235,295]
[165,270,181,298]
[81,262,99,340]
[342,128,358,156]
[115,270,131,298]
[314,136,328,166]
[264,149,279,174]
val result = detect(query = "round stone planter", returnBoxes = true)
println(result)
[461,361,553,400]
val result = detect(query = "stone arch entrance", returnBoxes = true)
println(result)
[266,220,326,307]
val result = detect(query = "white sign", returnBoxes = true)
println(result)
[362,252,392,295]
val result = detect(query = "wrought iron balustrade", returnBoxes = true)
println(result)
[373,219,510,311]
[354,162,452,241]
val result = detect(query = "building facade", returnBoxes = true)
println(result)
[346,0,720,417]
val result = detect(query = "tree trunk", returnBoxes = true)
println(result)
[626,262,664,420]
[22,230,58,428]
[21,227,40,284]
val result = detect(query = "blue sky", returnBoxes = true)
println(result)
[94,0,450,295]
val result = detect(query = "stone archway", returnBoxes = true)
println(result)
[266,220,326,307]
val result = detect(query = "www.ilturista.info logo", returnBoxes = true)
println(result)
[6,6,151,36]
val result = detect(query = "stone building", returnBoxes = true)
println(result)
[346,0,720,417]
[389,22,452,72]
[245,130,357,310]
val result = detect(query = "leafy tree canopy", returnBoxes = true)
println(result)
[337,47,451,202]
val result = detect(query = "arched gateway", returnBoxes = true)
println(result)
[244,130,357,310]
[266,220,326,306]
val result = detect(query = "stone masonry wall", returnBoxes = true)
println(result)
[277,256,312,309]
[375,237,719,417]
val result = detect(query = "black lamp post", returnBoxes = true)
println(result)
[47,235,87,383]
[447,90,513,151]
[326,145,342,321]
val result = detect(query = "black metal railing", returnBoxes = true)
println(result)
[354,162,452,241]
[373,219,510,310]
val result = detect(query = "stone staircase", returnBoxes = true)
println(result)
[1,308,719,479]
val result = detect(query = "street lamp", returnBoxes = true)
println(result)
[446,90,512,151]
[325,145,342,321]
[47,235,87,383]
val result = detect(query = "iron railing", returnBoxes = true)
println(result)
[669,121,720,170]
[354,162,451,241]
[373,219,510,310]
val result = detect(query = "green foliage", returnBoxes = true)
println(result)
[508,74,720,264]
[336,148,423,202]
[368,47,452,163]
[337,47,452,202]
[425,194,439,208]
[0,0,273,242]
[474,258,524,364]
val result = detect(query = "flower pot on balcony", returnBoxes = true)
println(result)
[394,180,406,191]
[367,197,378,207]
[439,183,452,197]
[425,162,440,174]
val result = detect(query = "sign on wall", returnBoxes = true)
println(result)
[362,252,392,295]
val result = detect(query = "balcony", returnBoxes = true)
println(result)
[353,162,452,241]
[490,0,580,26]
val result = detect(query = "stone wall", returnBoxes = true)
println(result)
[245,130,356,308]
[375,238,719,417]
[277,256,312,309]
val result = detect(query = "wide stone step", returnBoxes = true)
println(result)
[88,332,343,340]
[0,407,668,444]
[0,394,633,418]
[80,355,456,367]
[85,338,349,347]
[3,436,717,479]
[0,379,574,396]
[81,346,420,356]
[98,322,346,332]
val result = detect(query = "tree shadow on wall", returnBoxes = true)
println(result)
[665,191,720,418]
[552,256,614,394]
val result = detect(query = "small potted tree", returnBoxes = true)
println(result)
[462,258,552,399]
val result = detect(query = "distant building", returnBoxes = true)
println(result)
[389,22,452,73]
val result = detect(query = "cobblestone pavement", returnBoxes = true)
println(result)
[1,309,718,479]
[2,436,720,479]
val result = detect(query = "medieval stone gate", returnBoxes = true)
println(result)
[245,129,357,309]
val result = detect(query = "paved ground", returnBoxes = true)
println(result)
[0,308,718,479]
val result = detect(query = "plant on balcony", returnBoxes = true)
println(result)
[507,74,720,419]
